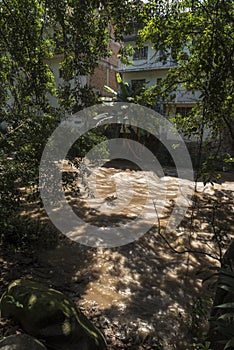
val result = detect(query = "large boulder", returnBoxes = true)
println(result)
[0,279,107,350]
[0,334,47,350]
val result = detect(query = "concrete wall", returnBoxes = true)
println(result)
[119,41,200,106]
[88,30,120,97]
[119,41,176,72]
[47,54,87,108]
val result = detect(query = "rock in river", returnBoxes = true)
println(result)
[0,279,107,350]
[0,334,47,350]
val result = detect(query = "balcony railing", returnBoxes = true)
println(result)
[119,56,177,72]
[172,89,201,103]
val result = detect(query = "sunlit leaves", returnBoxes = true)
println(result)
[0,0,142,243]
[139,0,234,142]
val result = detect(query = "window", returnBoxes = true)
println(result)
[131,79,146,91]
[176,107,192,117]
[133,46,148,60]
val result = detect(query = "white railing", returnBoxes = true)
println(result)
[119,57,177,72]
[173,89,201,103]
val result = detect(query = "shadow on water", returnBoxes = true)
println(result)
[0,166,233,349]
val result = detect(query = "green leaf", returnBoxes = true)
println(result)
[224,337,234,349]
[214,322,234,337]
[103,85,117,95]
[218,313,234,321]
[216,303,234,309]
[116,72,122,84]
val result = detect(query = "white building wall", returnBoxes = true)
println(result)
[119,41,201,106]
[118,40,204,144]
[121,70,166,87]
[47,54,87,109]
[119,41,175,72]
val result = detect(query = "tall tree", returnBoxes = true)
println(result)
[138,3,234,347]
[0,0,141,242]
[139,0,234,149]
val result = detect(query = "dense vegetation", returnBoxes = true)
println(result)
[140,0,234,143]
[0,0,140,242]
[0,1,233,349]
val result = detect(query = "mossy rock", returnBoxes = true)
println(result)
[0,334,47,350]
[0,279,107,350]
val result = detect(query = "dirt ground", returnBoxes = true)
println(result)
[1,163,234,349]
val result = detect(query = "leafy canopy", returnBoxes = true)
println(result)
[0,0,141,243]
[139,0,234,142]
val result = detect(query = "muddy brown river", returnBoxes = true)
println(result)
[23,163,234,349]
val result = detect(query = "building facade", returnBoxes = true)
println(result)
[118,36,200,118]
[87,29,120,97]
[118,35,204,164]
